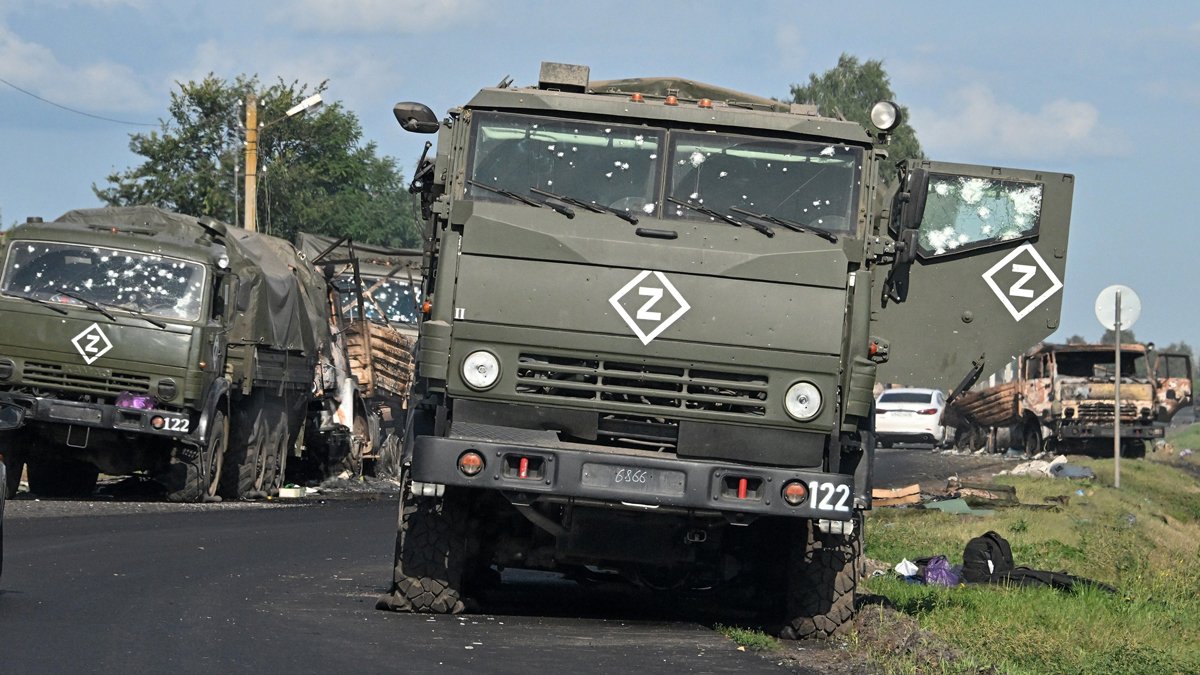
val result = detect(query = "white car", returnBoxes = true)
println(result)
[874,388,949,448]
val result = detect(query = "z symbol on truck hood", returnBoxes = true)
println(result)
[982,243,1063,322]
[609,270,691,345]
[72,323,114,365]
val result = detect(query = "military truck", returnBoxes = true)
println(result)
[0,206,331,502]
[947,342,1191,456]
[376,62,1074,637]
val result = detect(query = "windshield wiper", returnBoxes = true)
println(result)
[466,179,543,208]
[58,289,168,329]
[729,206,838,243]
[57,289,116,321]
[666,197,773,237]
[9,292,69,315]
[109,303,168,329]
[530,187,639,225]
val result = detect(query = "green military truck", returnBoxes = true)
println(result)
[0,206,330,502]
[376,63,1074,637]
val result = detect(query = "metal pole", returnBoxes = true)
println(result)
[243,93,258,232]
[1113,290,1122,489]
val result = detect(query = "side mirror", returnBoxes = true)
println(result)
[0,401,26,431]
[234,276,252,312]
[896,167,930,233]
[393,102,440,134]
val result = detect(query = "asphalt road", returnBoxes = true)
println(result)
[0,448,1010,674]
[0,496,791,674]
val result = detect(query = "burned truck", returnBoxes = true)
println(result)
[297,233,421,476]
[376,62,1074,637]
[947,342,1192,456]
[0,206,331,501]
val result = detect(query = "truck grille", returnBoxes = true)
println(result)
[1076,402,1139,420]
[515,353,768,416]
[23,361,151,396]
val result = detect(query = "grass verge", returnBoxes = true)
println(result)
[861,454,1200,674]
[715,624,781,651]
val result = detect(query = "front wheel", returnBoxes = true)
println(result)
[779,514,862,640]
[377,483,471,614]
[161,409,226,503]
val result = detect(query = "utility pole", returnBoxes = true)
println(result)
[243,94,259,232]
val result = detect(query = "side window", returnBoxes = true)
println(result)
[1025,356,1043,379]
[917,175,1043,257]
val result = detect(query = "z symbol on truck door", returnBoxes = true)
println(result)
[71,323,114,364]
[609,270,691,345]
[981,243,1063,322]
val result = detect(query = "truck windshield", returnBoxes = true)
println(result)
[1056,351,1150,379]
[1,240,207,322]
[666,133,861,232]
[335,275,421,326]
[468,111,662,216]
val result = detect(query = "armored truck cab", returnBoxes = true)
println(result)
[0,206,328,502]
[378,63,1074,637]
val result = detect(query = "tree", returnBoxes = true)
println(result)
[1100,328,1137,345]
[1065,334,1088,344]
[1161,341,1194,356]
[789,54,923,183]
[94,75,420,247]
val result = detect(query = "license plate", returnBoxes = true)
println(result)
[581,462,686,497]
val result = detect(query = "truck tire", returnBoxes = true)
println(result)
[780,515,862,640]
[161,410,227,503]
[377,485,470,614]
[2,438,26,498]
[26,458,98,498]
[1022,420,1042,457]
[221,404,285,499]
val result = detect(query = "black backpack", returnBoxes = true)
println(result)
[961,531,1013,583]
[961,531,1117,594]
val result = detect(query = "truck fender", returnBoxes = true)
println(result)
[193,377,232,448]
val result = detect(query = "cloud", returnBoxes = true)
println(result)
[0,24,156,111]
[909,85,1129,162]
[274,0,480,34]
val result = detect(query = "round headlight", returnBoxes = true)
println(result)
[870,101,902,132]
[461,350,500,390]
[784,381,822,421]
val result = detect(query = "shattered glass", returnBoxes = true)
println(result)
[468,112,661,215]
[665,132,861,231]
[918,176,1043,256]
[1,241,207,321]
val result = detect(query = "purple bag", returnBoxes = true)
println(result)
[924,555,959,586]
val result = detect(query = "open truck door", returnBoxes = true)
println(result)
[1154,352,1193,421]
[873,160,1074,391]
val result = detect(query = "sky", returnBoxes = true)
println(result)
[0,0,1197,349]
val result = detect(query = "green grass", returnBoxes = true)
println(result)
[1166,421,1200,455]
[861,457,1200,674]
[715,624,781,651]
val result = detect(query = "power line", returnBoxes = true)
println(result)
[0,76,157,127]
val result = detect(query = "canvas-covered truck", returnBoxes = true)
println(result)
[946,342,1192,456]
[0,206,332,501]
[376,62,1074,637]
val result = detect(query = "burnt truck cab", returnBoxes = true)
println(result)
[0,206,327,502]
[379,63,1074,637]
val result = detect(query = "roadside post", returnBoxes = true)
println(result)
[1095,284,1141,488]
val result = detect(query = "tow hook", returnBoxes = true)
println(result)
[684,529,707,544]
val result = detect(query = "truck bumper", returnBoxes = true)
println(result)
[410,433,854,521]
[1059,423,1164,440]
[0,393,197,444]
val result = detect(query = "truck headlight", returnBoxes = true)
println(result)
[784,381,822,421]
[461,350,501,390]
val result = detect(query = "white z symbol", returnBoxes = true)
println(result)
[1008,264,1036,299]
[636,287,663,321]
[85,334,101,354]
